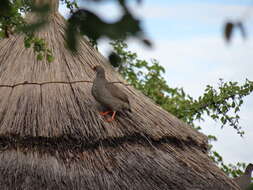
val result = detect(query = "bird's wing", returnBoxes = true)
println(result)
[106,82,130,104]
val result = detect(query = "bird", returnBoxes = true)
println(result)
[91,65,131,122]
[233,163,253,190]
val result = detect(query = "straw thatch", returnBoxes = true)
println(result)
[0,0,240,189]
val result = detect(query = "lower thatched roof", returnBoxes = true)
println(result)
[0,136,239,189]
[0,11,240,189]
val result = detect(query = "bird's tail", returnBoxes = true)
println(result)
[123,108,132,113]
[122,103,132,113]
[119,108,132,120]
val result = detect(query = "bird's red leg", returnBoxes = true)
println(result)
[99,111,112,116]
[107,111,116,122]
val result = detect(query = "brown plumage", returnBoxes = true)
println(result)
[91,65,131,122]
[233,163,253,190]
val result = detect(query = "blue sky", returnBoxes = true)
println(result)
[60,0,253,166]
[143,0,253,5]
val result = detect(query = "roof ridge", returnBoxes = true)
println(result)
[0,81,129,88]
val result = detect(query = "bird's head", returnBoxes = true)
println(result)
[245,163,253,174]
[92,65,105,77]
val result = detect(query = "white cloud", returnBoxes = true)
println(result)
[69,1,253,165]
[126,36,253,94]
[128,35,253,164]
[59,2,71,18]
[131,3,253,23]
[98,33,253,165]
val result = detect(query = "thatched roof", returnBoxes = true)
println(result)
[0,0,240,189]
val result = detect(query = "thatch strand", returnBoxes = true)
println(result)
[0,11,240,189]
[34,0,59,12]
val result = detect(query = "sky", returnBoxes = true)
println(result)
[59,0,253,166]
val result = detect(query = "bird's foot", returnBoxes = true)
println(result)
[106,111,116,122]
[99,111,112,116]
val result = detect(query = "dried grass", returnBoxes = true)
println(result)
[0,5,240,190]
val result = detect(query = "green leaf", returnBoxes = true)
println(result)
[109,52,121,67]
[46,54,54,63]
[37,53,43,60]
[224,22,234,42]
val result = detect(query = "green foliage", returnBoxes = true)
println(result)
[222,162,246,178]
[190,79,253,135]
[111,40,253,134]
[111,39,252,177]
[0,0,25,38]
[19,2,53,62]
[0,0,148,60]
[60,0,78,13]
[0,0,53,62]
[65,0,148,52]
[208,136,246,178]
[109,52,122,67]
[247,183,253,190]
[0,1,251,179]
[224,21,246,43]
[24,34,54,62]
[66,8,143,52]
